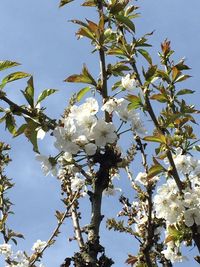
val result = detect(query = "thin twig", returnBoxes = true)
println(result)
[29,191,79,267]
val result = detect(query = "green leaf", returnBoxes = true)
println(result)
[172,66,180,82]
[59,0,74,7]
[112,80,121,91]
[107,48,125,56]
[110,2,129,14]
[108,63,130,76]
[82,0,96,7]
[150,93,168,103]
[14,124,28,137]
[65,65,97,86]
[174,74,191,83]
[115,14,135,33]
[144,65,157,81]
[143,134,166,144]
[24,118,40,153]
[176,89,195,96]
[1,72,31,86]
[76,27,96,41]
[0,114,6,123]
[26,76,34,99]
[137,49,152,65]
[77,86,91,101]
[156,70,171,83]
[36,89,57,105]
[147,164,165,179]
[82,64,96,85]
[194,145,200,152]
[5,113,16,135]
[126,94,142,109]
[175,61,191,70]
[21,77,35,107]
[0,60,20,72]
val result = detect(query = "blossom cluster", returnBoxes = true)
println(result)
[0,240,46,267]
[153,148,200,262]
[54,98,106,156]
[154,178,200,226]
[162,240,187,263]
[36,93,146,196]
[36,74,145,197]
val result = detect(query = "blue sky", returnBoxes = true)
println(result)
[0,1,200,266]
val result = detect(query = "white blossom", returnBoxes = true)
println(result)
[91,119,117,147]
[76,115,97,139]
[121,74,137,90]
[69,97,98,120]
[36,154,57,176]
[131,115,147,135]
[135,172,147,185]
[84,143,97,156]
[32,240,47,252]
[0,243,12,258]
[184,208,200,227]
[101,98,120,114]
[75,135,88,146]
[162,241,186,263]
[58,152,72,164]
[115,98,137,121]
[53,118,79,154]
[154,179,184,224]
[103,186,122,196]
[71,175,86,193]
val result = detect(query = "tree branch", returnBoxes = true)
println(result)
[0,95,56,130]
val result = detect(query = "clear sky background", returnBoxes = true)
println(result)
[0,0,200,266]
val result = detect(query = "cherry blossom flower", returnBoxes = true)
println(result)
[103,186,122,196]
[0,243,12,258]
[91,119,117,147]
[121,74,137,90]
[184,208,200,227]
[35,155,57,176]
[162,241,186,263]
[84,143,97,156]
[32,240,47,252]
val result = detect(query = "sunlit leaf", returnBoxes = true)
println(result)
[77,86,91,101]
[147,163,166,179]
[126,94,142,109]
[59,0,74,7]
[150,93,168,103]
[65,65,96,86]
[143,134,166,144]
[0,60,20,72]
[107,48,125,56]
[21,77,35,107]
[14,124,28,137]
[76,27,96,41]
[175,74,191,83]
[37,89,57,105]
[2,72,31,86]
